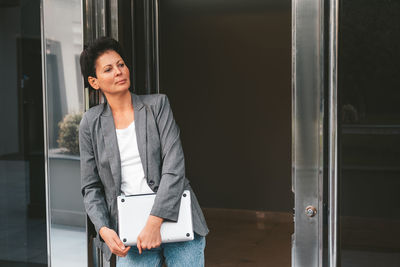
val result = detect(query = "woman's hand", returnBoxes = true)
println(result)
[136,215,164,254]
[99,226,131,257]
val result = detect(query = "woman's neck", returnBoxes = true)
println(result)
[104,90,135,129]
[105,90,133,114]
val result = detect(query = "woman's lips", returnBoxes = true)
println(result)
[116,79,127,84]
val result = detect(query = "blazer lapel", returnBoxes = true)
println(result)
[100,103,122,194]
[131,93,148,179]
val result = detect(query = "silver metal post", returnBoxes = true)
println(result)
[40,0,52,265]
[328,0,339,266]
[292,0,325,266]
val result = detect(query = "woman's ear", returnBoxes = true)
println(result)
[88,76,100,90]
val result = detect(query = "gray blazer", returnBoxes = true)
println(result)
[79,93,209,261]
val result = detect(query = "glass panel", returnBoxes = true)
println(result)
[338,1,400,266]
[157,0,293,266]
[42,0,86,266]
[0,0,47,265]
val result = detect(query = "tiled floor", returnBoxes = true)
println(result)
[204,209,293,267]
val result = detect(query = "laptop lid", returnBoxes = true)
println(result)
[117,190,194,246]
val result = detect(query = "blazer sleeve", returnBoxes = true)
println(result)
[79,114,111,235]
[150,94,186,222]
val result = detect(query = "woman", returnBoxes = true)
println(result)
[79,37,209,266]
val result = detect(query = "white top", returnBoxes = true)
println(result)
[116,121,153,195]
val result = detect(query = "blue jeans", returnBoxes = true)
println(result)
[117,233,205,267]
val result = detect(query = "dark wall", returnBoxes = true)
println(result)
[158,0,292,212]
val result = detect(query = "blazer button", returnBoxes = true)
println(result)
[149,180,155,186]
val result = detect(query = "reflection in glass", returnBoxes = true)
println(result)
[0,0,47,265]
[42,0,86,266]
[339,1,400,266]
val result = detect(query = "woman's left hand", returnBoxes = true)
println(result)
[136,215,163,254]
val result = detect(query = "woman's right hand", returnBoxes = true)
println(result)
[99,227,131,257]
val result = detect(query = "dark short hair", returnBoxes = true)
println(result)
[80,37,128,88]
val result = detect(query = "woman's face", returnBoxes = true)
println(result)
[88,50,130,95]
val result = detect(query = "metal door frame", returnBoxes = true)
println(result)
[292,0,339,266]
[328,0,339,266]
[79,0,341,266]
[292,1,325,265]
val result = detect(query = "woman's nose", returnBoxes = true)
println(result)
[114,66,122,75]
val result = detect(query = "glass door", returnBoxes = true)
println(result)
[0,1,47,265]
[338,0,400,266]
[41,0,86,266]
[293,0,400,266]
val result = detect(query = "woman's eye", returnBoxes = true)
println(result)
[119,63,124,67]
[105,68,111,72]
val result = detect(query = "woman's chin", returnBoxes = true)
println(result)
[118,82,131,91]
[103,86,131,96]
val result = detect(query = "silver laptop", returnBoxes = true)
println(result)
[117,190,194,246]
